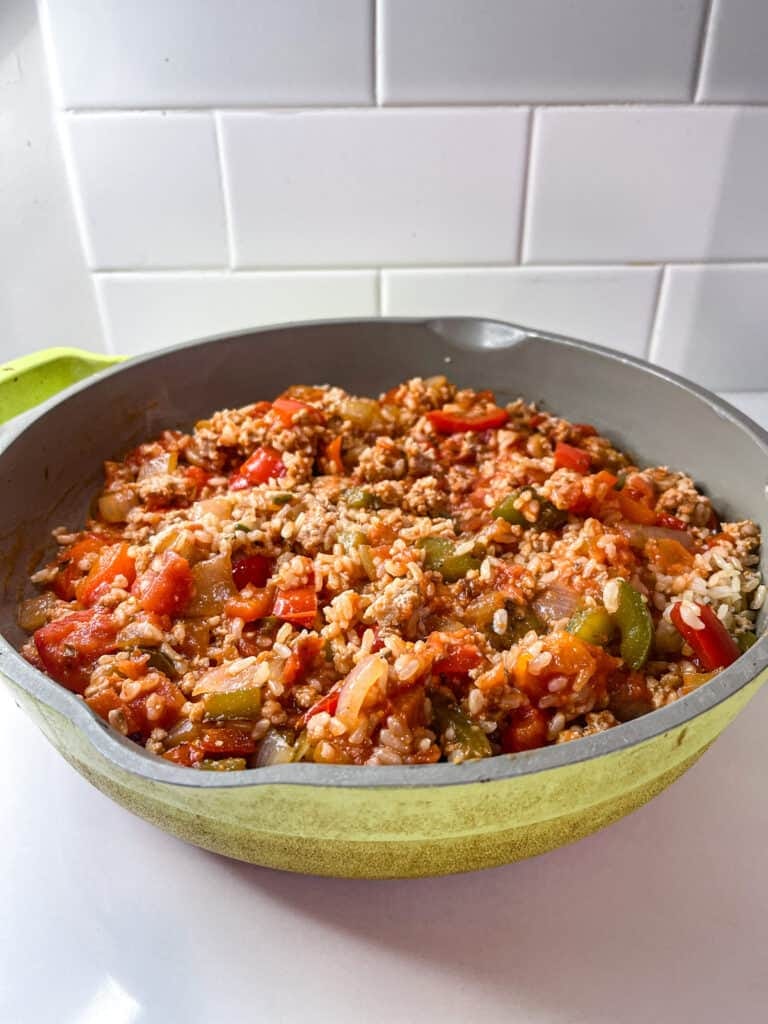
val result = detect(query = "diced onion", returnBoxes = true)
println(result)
[137,452,177,481]
[255,730,295,766]
[532,583,580,623]
[192,658,263,696]
[187,553,237,617]
[336,654,389,728]
[17,592,58,631]
[617,523,695,550]
[98,490,138,523]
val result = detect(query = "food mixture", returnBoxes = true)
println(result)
[19,377,763,770]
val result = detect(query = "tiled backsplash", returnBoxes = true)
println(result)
[31,0,768,391]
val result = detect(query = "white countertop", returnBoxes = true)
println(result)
[3,391,768,1024]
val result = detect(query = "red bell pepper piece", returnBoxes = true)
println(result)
[433,644,482,676]
[34,609,119,693]
[656,513,687,531]
[325,435,344,474]
[427,406,509,434]
[272,397,324,426]
[132,551,194,616]
[229,446,286,490]
[299,680,343,726]
[670,602,740,671]
[501,706,549,753]
[272,586,318,627]
[199,727,256,757]
[76,542,136,606]
[224,587,273,623]
[554,441,591,474]
[51,534,108,600]
[232,554,273,590]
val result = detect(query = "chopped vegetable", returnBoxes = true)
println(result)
[186,553,238,617]
[614,581,653,670]
[34,609,119,693]
[132,551,194,616]
[501,706,549,753]
[418,536,481,582]
[566,606,615,647]
[229,446,286,490]
[670,601,740,671]
[325,435,345,475]
[198,758,248,771]
[203,688,262,720]
[433,643,482,676]
[737,631,757,653]
[431,691,492,761]
[198,727,256,756]
[336,654,389,729]
[492,489,567,531]
[255,730,296,766]
[76,542,135,606]
[342,487,380,510]
[232,554,273,590]
[554,442,591,474]
[224,587,273,623]
[273,586,318,627]
[427,406,509,434]
[272,396,322,426]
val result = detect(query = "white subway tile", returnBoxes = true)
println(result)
[525,107,768,263]
[651,265,768,391]
[96,272,379,354]
[698,0,768,102]
[381,0,705,103]
[382,266,660,356]
[43,0,373,108]
[221,109,529,267]
[64,114,227,270]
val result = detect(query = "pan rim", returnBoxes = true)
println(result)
[2,315,767,791]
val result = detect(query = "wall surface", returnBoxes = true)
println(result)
[6,1,768,394]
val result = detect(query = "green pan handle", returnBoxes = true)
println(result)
[0,347,125,426]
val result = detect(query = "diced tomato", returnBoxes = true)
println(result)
[232,554,273,590]
[132,551,194,616]
[645,538,693,575]
[34,609,119,693]
[427,406,509,434]
[273,586,318,627]
[199,727,256,757]
[229,446,286,490]
[51,534,108,600]
[75,542,135,606]
[591,470,618,501]
[225,587,273,623]
[433,644,482,676]
[325,435,344,475]
[554,441,591,474]
[185,465,209,496]
[501,706,550,753]
[84,688,123,721]
[124,677,186,735]
[163,742,205,766]
[618,474,657,524]
[299,681,343,726]
[272,397,324,427]
[656,513,687,531]
[572,423,598,437]
[670,602,740,671]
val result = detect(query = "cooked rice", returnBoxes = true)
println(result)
[17,375,763,770]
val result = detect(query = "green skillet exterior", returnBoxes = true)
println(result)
[5,670,764,878]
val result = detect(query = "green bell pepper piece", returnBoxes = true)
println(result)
[566,606,615,647]
[615,581,653,670]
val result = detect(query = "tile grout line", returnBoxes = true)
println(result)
[692,0,716,103]
[213,112,236,271]
[372,0,381,106]
[644,265,669,363]
[60,100,768,115]
[516,108,537,264]
[90,259,768,277]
